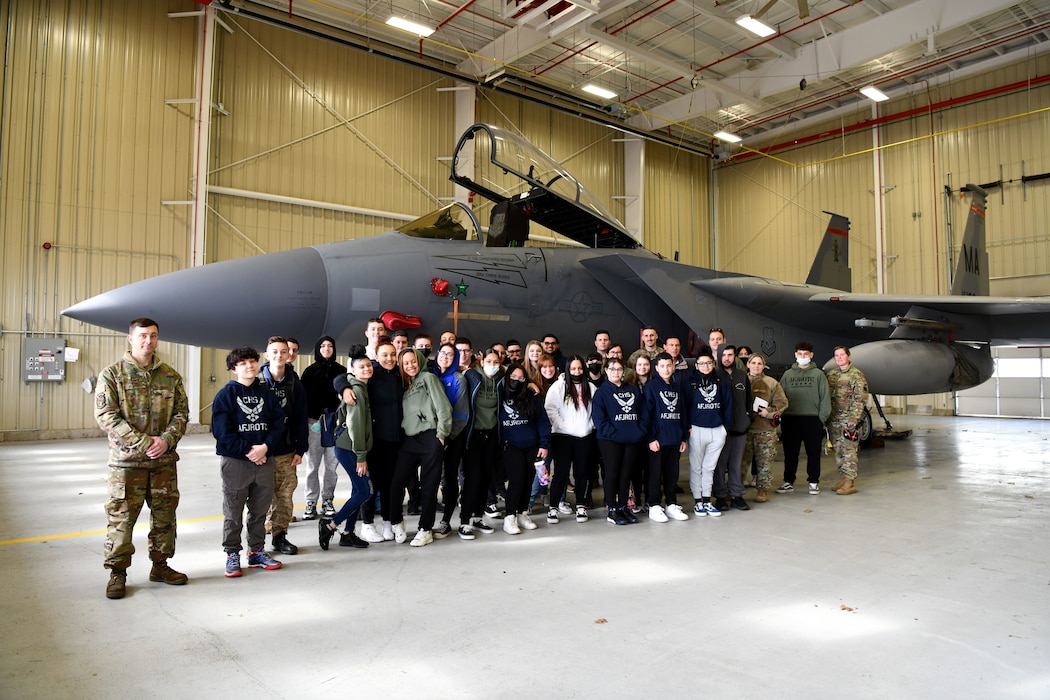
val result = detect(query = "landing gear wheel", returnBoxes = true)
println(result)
[857,408,873,444]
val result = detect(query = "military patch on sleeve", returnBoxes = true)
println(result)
[96,393,107,409]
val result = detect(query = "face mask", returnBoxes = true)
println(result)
[570,373,584,383]
[797,357,811,367]
[483,365,500,377]
[506,378,524,392]
[587,363,601,374]
[419,348,432,358]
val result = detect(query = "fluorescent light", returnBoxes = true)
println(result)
[582,84,617,100]
[735,14,776,38]
[386,16,435,37]
[713,130,742,143]
[860,85,889,102]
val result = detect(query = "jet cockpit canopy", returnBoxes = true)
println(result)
[450,123,638,249]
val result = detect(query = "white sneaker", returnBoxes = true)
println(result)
[359,523,384,543]
[649,505,669,523]
[809,482,820,495]
[409,529,433,547]
[517,513,537,530]
[557,501,573,515]
[392,520,407,544]
[503,514,521,535]
[381,521,394,541]
[665,503,689,521]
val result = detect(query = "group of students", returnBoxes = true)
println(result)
[94,316,869,595]
[210,321,869,577]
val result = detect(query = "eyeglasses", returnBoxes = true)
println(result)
[507,348,521,355]
[438,351,455,358]
[697,361,714,366]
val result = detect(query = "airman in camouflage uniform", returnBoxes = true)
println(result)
[742,354,789,502]
[826,345,869,495]
[95,318,189,599]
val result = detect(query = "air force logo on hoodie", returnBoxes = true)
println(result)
[613,390,638,421]
[659,390,680,420]
[236,395,268,432]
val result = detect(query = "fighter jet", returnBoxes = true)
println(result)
[64,123,1050,407]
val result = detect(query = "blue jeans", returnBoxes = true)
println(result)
[333,447,373,531]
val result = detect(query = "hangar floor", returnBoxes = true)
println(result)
[0,415,1047,699]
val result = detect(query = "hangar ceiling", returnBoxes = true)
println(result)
[221,0,1050,154]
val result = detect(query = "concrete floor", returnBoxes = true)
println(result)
[0,415,1047,699]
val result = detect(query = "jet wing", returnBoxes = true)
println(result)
[809,293,1050,344]
[809,293,1050,316]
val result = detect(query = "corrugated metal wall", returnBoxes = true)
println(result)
[643,142,712,266]
[1,0,198,437]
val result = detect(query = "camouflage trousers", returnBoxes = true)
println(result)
[104,463,179,570]
[830,420,860,478]
[266,453,298,535]
[742,430,778,491]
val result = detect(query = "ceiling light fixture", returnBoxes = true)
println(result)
[735,14,776,38]
[713,130,742,143]
[859,85,889,102]
[385,17,436,37]
[582,84,617,100]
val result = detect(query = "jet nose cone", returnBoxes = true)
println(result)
[63,247,329,349]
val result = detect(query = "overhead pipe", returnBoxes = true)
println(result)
[732,13,1050,139]
[725,73,1050,163]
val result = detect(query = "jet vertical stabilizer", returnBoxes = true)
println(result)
[950,184,989,297]
[805,211,851,291]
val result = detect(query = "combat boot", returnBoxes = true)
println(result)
[835,478,857,495]
[106,569,127,599]
[832,477,846,492]
[755,489,769,503]
[272,531,299,555]
[149,560,188,585]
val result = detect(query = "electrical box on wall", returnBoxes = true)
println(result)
[23,338,66,383]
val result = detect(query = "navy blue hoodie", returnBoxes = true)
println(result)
[592,381,647,444]
[644,374,690,447]
[687,369,733,428]
[499,390,551,450]
[213,378,285,459]
[259,363,309,457]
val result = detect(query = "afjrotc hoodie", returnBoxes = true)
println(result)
[213,378,285,459]
[592,380,647,444]
[688,369,733,429]
[499,390,552,450]
[259,363,309,457]
[644,373,690,447]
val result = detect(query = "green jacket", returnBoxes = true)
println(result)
[334,375,373,462]
[94,351,188,468]
[401,370,452,440]
[780,362,830,422]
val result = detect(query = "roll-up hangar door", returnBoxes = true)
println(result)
[956,347,1049,418]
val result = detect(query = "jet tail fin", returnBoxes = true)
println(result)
[805,211,852,291]
[951,184,990,297]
